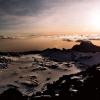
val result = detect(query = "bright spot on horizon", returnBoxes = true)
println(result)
[90,8,100,31]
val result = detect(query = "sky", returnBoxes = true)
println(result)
[0,0,100,35]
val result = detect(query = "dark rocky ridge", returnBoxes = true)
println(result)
[40,41,100,62]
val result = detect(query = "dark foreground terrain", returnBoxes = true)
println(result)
[0,65,100,100]
[0,41,100,100]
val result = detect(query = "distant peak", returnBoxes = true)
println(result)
[72,40,100,52]
[80,40,93,46]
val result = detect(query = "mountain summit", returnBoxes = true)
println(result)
[72,40,100,52]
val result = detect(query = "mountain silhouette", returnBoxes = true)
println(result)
[72,40,100,52]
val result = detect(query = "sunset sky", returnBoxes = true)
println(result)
[0,0,100,35]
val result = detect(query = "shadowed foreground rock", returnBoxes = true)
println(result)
[43,65,100,100]
[0,88,27,100]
